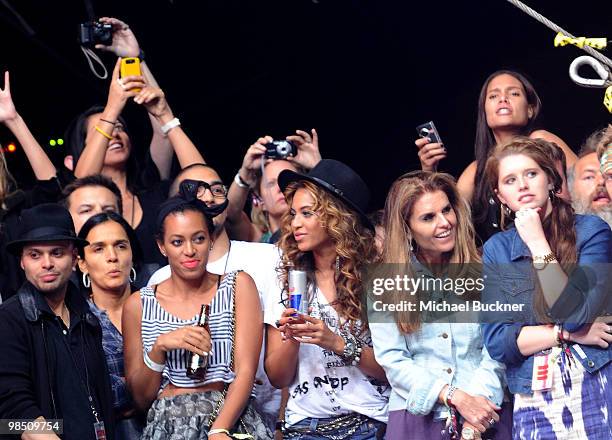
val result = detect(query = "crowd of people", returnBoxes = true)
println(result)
[0,16,611,440]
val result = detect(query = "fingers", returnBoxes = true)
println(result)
[486,400,501,413]
[120,79,146,93]
[311,128,318,145]
[3,71,9,91]
[112,58,121,80]
[134,87,163,104]
[415,137,430,149]
[120,74,145,84]
[95,44,112,52]
[183,327,212,354]
[300,314,321,325]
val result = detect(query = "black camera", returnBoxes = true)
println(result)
[79,21,113,47]
[264,140,296,160]
[416,121,442,144]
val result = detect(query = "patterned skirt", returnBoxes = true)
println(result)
[141,391,273,440]
[513,359,612,439]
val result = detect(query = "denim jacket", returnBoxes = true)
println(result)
[482,214,612,395]
[369,262,505,419]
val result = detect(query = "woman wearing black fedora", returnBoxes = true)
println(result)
[264,159,390,439]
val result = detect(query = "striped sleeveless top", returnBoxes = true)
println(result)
[140,271,238,388]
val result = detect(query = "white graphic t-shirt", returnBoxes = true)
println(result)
[265,287,390,426]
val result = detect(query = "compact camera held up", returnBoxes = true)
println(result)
[78,21,113,47]
[264,140,296,160]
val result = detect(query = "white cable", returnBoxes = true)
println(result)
[506,0,612,70]
[80,46,108,80]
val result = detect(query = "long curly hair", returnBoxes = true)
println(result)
[485,137,577,321]
[381,171,480,333]
[278,180,376,329]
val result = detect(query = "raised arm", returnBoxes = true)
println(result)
[135,86,205,168]
[209,272,263,433]
[225,136,270,242]
[96,17,174,179]
[74,60,145,178]
[0,72,56,180]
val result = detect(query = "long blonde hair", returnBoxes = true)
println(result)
[278,180,376,328]
[381,171,480,333]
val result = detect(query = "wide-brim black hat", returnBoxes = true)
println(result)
[6,203,89,255]
[278,159,373,230]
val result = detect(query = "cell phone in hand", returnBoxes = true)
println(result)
[416,121,443,145]
[120,57,142,92]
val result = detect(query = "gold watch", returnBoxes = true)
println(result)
[532,252,556,270]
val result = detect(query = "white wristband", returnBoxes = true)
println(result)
[143,350,165,372]
[160,117,181,135]
[234,172,251,189]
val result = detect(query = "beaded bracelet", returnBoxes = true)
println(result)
[443,385,457,408]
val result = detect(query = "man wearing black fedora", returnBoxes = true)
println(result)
[0,203,115,440]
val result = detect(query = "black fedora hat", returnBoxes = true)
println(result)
[6,203,89,255]
[278,159,373,230]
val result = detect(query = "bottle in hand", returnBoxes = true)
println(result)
[187,304,210,379]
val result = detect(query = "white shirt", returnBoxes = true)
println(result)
[147,240,284,426]
[265,287,390,426]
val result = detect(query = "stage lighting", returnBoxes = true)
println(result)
[7,143,16,153]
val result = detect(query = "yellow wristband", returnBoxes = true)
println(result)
[95,125,113,140]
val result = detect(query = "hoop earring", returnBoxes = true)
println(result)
[82,273,91,288]
[130,267,137,283]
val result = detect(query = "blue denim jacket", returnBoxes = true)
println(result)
[482,214,612,395]
[369,263,505,419]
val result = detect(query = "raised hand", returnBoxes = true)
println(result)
[286,129,321,170]
[415,136,446,171]
[239,136,272,186]
[106,59,146,115]
[134,86,172,119]
[0,72,18,124]
[95,17,140,58]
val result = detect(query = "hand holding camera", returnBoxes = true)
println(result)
[239,136,272,187]
[415,121,446,171]
[286,129,321,170]
[91,17,140,58]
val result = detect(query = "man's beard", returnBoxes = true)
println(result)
[572,194,612,228]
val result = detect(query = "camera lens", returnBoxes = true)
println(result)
[276,141,289,156]
[419,128,430,137]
